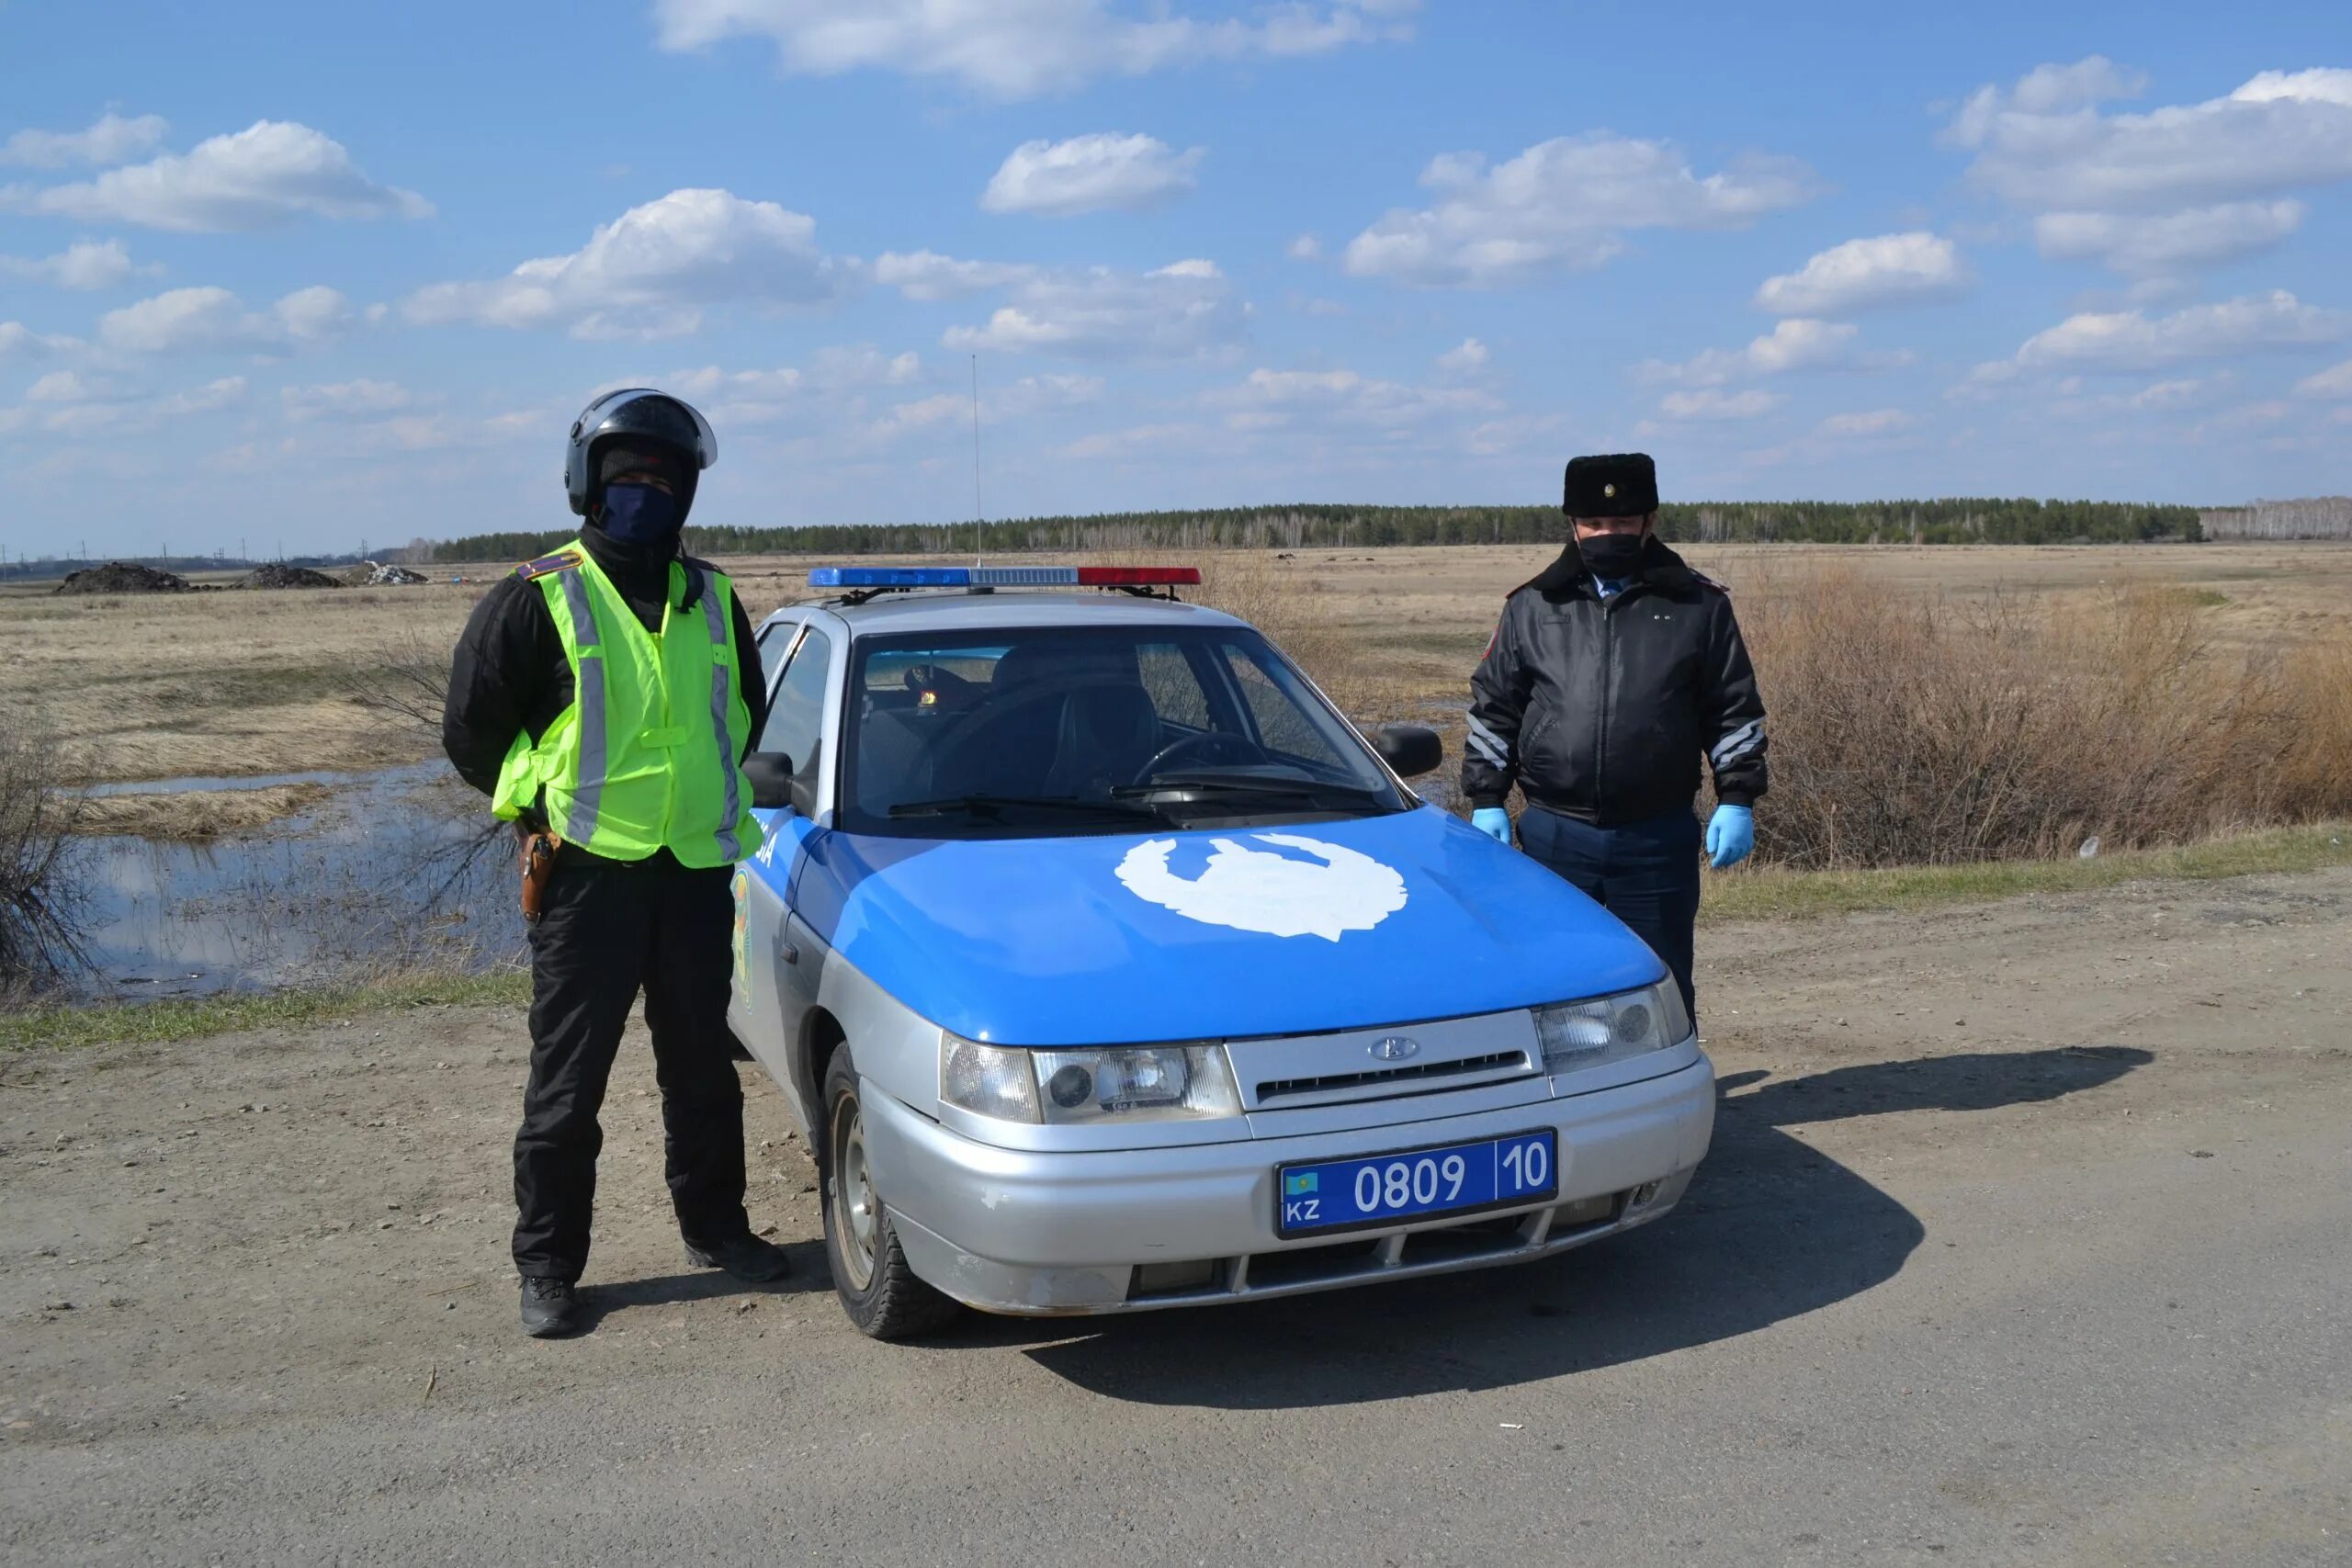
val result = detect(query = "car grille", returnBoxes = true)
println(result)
[1125,1190,1626,1304]
[1253,1048,1530,1104]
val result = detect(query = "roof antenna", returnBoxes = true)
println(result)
[969,353,985,569]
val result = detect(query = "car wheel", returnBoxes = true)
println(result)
[820,1047,960,1340]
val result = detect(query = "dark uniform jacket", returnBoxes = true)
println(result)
[1462,536,1767,825]
[442,526,766,827]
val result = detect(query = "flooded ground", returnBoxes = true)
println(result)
[63,764,521,999]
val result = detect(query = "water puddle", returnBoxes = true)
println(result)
[65,763,524,999]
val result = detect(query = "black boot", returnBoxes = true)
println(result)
[520,1276,583,1337]
[684,1233,791,1282]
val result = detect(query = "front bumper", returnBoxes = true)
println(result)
[861,1054,1715,1315]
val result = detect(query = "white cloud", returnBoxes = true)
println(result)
[2296,359,2352,399]
[282,379,415,421]
[1637,318,1903,387]
[0,239,144,290]
[1754,232,1970,316]
[5,120,430,231]
[1341,132,1816,288]
[875,249,1040,301]
[403,188,853,340]
[1816,408,1917,437]
[0,112,169,169]
[1286,233,1323,262]
[981,133,1203,216]
[1657,388,1781,421]
[666,344,925,423]
[2031,201,2306,276]
[941,258,1246,360]
[652,0,1418,99]
[1945,59,2352,212]
[1435,337,1488,375]
[154,377,248,416]
[26,370,103,404]
[2126,377,2214,410]
[96,284,354,355]
[0,322,81,360]
[1059,422,1211,461]
[2014,290,2352,371]
[1206,366,1498,430]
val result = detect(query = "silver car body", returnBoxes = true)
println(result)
[728,590,1714,1315]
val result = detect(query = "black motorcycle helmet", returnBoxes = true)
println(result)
[563,388,717,525]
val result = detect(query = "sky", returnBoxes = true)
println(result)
[1,0,2348,559]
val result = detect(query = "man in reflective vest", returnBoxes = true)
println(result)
[443,389,786,1337]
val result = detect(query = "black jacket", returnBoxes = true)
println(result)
[442,526,766,816]
[1463,536,1767,824]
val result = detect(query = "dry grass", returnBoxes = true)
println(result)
[8,544,2351,868]
[75,783,332,840]
[1732,567,2352,866]
[0,583,474,784]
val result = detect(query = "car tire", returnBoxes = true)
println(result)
[820,1047,961,1340]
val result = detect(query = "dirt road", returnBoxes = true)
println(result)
[4,869,2347,1565]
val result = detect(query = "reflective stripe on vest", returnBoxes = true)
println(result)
[695,569,743,863]
[554,563,607,848]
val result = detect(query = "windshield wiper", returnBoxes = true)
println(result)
[888,793,1166,821]
[1111,773,1388,807]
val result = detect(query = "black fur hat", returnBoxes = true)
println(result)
[1563,453,1658,517]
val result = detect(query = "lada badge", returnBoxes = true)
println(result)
[1370,1036,1420,1062]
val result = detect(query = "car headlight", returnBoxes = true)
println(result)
[1532,982,1692,1075]
[938,1034,1243,1124]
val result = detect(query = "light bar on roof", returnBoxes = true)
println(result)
[808,565,1202,589]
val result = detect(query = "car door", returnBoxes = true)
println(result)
[730,616,841,1133]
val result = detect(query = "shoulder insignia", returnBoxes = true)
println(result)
[514,548,584,581]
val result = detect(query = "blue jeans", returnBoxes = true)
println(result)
[1516,806,1702,1023]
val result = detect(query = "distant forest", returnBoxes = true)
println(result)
[431,497,2211,564]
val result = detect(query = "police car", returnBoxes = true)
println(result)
[729,565,1715,1338]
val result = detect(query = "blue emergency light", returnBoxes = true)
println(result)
[808,565,1201,590]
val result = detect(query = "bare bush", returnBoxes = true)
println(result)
[343,629,453,745]
[1734,568,2352,867]
[0,725,85,989]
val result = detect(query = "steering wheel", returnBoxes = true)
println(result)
[1132,729,1267,785]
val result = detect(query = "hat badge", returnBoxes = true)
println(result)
[1602,482,1617,498]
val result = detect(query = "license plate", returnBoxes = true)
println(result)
[1274,1130,1558,1237]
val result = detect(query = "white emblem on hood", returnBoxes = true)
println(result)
[1114,833,1408,942]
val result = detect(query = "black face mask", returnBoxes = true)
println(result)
[1578,532,1645,578]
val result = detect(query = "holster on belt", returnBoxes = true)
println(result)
[517,824,562,924]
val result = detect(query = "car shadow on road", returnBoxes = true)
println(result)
[1001,1045,2150,1408]
[581,1239,831,1327]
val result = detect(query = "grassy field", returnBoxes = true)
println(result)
[5,539,2347,812]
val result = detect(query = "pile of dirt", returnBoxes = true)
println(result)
[238,563,345,591]
[51,562,193,595]
[341,560,429,586]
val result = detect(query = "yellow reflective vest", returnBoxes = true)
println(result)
[492,542,762,868]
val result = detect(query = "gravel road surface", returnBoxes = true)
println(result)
[5,868,2348,1565]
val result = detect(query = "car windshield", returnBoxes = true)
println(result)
[839,624,1408,836]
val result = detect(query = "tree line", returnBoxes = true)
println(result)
[2198,498,2352,540]
[431,497,2207,564]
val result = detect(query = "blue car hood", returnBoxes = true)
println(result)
[786,804,1666,1047]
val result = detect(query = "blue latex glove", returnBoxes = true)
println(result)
[1705,804,1754,869]
[1471,807,1513,845]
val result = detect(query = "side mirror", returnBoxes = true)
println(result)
[742,751,795,810]
[1373,724,1442,779]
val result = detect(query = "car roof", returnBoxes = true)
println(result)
[763,590,1249,638]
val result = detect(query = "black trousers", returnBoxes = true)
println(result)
[513,850,750,1281]
[1516,805,1702,1023]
